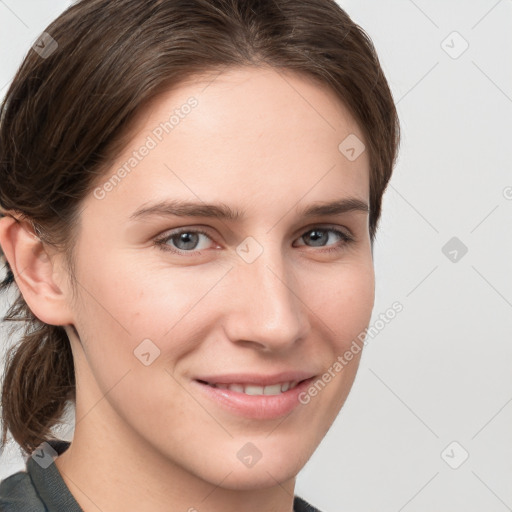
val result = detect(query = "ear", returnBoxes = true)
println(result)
[0,214,75,326]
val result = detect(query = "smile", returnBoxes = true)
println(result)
[202,380,301,395]
[193,376,317,420]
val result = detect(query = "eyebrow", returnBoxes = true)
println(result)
[129,197,369,222]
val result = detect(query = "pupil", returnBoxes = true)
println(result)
[177,232,197,250]
[308,230,326,246]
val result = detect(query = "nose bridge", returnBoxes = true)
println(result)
[226,237,308,349]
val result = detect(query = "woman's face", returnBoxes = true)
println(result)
[62,66,374,489]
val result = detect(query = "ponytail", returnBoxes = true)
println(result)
[1,264,75,455]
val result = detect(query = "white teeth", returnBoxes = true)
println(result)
[245,385,264,395]
[208,380,300,395]
[263,384,282,395]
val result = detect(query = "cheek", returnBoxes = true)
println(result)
[70,259,207,425]
[74,257,225,363]
[309,260,375,348]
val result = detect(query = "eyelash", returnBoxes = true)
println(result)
[153,226,355,256]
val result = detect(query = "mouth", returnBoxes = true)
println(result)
[192,375,318,420]
[196,379,305,396]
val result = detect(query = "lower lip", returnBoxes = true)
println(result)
[192,377,316,420]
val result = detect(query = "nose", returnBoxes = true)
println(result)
[221,241,311,352]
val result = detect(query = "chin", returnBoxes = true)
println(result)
[213,465,298,491]
[197,442,309,491]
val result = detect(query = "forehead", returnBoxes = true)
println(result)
[86,66,370,221]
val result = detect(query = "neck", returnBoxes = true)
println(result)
[55,398,297,512]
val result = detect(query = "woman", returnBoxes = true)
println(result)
[0,0,400,510]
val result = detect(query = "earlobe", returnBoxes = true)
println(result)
[0,214,75,326]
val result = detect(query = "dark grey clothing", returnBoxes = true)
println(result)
[0,440,81,512]
[0,439,322,511]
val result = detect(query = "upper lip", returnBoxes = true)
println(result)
[195,371,317,386]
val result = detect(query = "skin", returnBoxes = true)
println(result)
[0,66,374,512]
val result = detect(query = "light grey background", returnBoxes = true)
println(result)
[1,1,511,511]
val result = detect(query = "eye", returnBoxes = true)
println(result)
[154,228,214,255]
[154,226,354,256]
[294,227,354,253]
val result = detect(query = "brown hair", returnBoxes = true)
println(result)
[0,0,400,456]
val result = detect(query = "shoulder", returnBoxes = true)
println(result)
[0,469,46,511]
[294,494,324,512]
